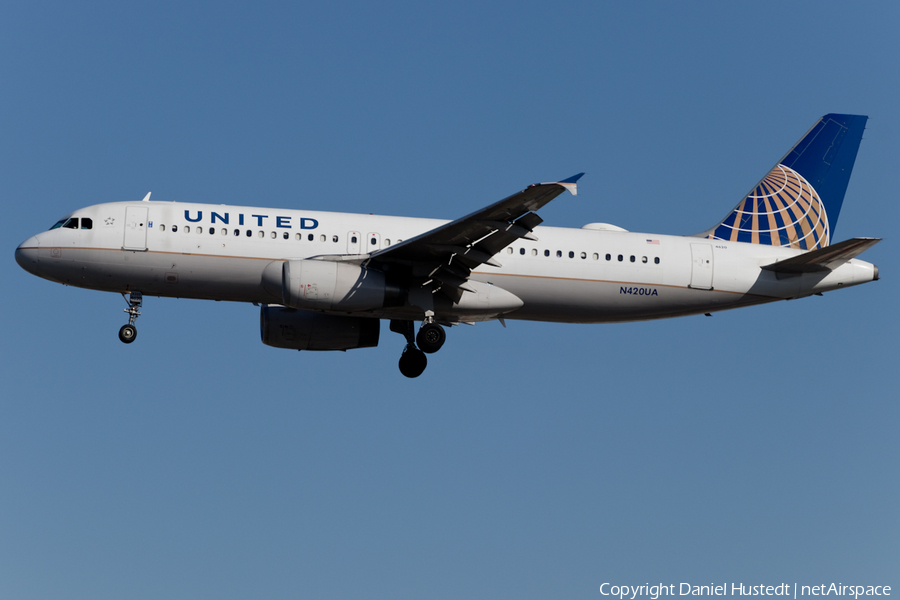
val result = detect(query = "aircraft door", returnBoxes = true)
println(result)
[347,231,360,254]
[689,243,713,290]
[367,232,381,252]
[123,206,149,251]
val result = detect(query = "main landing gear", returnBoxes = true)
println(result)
[118,291,142,344]
[416,322,446,354]
[398,344,427,378]
[391,317,446,378]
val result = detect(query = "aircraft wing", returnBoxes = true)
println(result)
[367,173,583,297]
[761,237,881,274]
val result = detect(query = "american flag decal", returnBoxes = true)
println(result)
[646,239,659,245]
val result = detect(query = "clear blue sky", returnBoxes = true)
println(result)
[2,2,897,598]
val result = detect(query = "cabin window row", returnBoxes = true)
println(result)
[507,246,660,264]
[155,224,400,246]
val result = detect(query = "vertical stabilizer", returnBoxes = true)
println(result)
[699,114,867,249]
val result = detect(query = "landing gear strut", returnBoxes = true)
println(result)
[119,291,142,344]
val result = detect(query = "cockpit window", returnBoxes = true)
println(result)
[50,218,77,230]
[49,217,93,230]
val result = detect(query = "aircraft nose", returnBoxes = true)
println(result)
[15,235,41,275]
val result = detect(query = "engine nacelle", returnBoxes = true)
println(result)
[281,260,384,311]
[277,260,399,311]
[260,305,380,351]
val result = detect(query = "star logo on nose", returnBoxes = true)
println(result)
[105,217,115,225]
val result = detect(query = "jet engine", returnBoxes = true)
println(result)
[260,305,380,351]
[263,259,404,311]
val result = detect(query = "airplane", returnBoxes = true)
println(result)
[15,113,880,377]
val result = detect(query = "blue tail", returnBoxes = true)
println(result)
[701,114,867,249]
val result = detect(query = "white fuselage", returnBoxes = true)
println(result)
[16,200,878,323]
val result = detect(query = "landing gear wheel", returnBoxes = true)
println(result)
[118,324,137,344]
[416,323,445,354]
[399,345,427,378]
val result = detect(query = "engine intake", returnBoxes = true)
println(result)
[260,305,380,351]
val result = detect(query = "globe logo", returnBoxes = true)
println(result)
[709,164,829,249]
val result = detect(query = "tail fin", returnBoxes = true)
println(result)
[699,114,867,250]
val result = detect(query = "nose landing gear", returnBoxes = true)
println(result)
[118,291,142,344]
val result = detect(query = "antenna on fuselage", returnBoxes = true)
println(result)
[141,192,151,202]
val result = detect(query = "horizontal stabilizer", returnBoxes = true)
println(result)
[761,237,881,274]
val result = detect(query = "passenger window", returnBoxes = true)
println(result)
[283,232,289,240]
[184,226,190,233]
[384,239,391,246]
[208,227,215,235]
[556,250,562,258]
[642,256,648,263]
[270,231,276,239]
[654,257,660,264]
[618,254,623,262]
[172,225,178,232]
[333,235,339,243]
[580,252,587,259]
[308,234,314,241]
[507,247,513,254]
[593,253,599,260]
[351,236,358,244]
[81,218,92,230]
[320,235,326,242]
[295,233,302,240]
[370,237,376,245]
[221,228,227,236]
[258,231,264,238]
[630,255,635,262]
[520,248,525,255]
[606,253,611,261]
[568,251,574,258]
[246,230,252,237]
[234,229,240,236]
[159,224,166,232]
[544,249,550,257]
[197,227,203,235]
